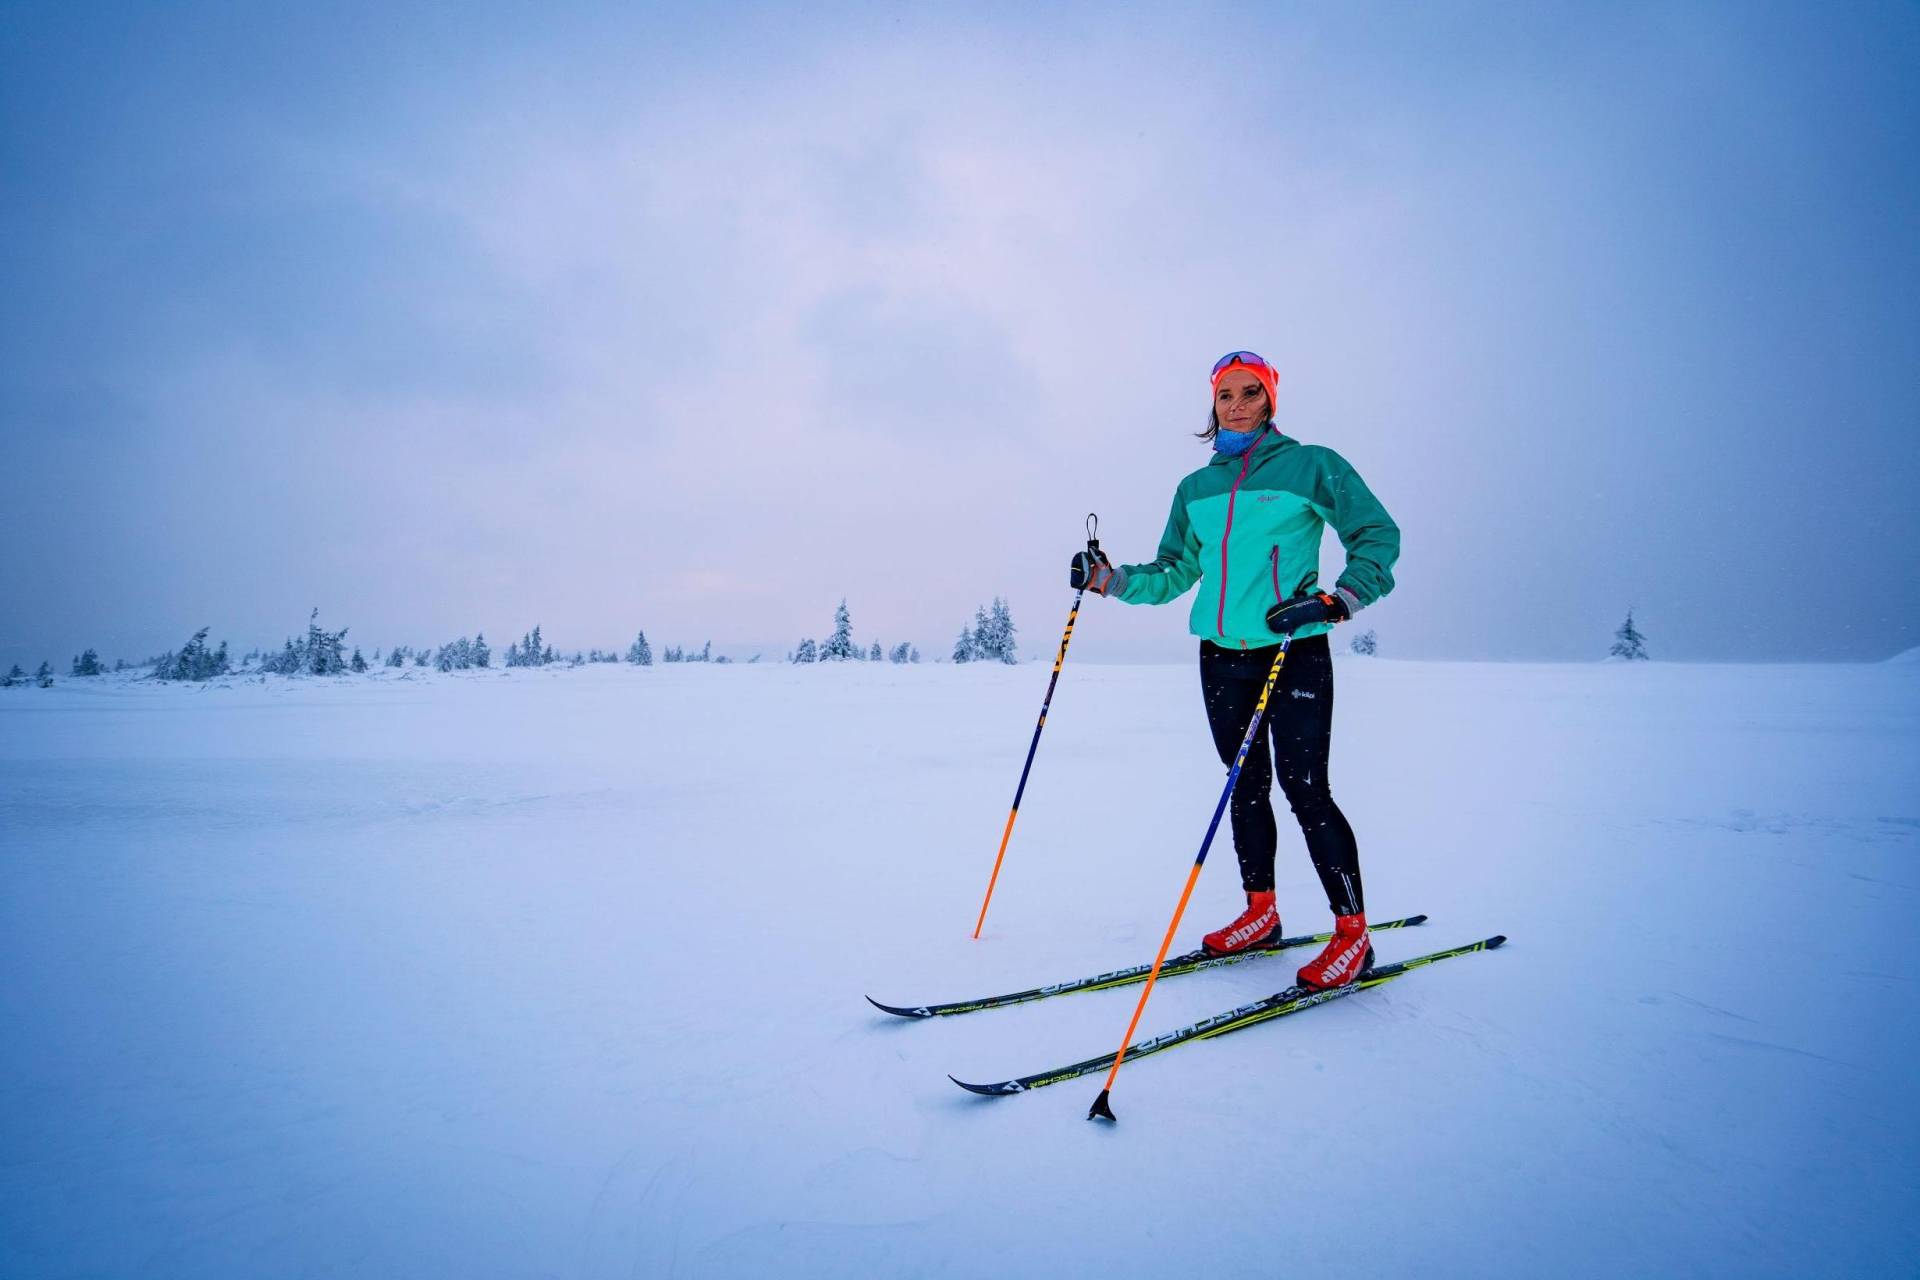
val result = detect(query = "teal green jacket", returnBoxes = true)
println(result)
[1116,427,1400,647]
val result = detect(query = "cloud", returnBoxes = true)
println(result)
[3,5,1915,664]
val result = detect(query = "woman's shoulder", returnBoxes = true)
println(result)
[1173,457,1227,493]
[1260,435,1351,473]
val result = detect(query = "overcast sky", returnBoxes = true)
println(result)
[3,1,1915,667]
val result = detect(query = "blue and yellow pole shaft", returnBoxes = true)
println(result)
[971,586,1084,940]
[1088,635,1291,1121]
[971,515,1102,941]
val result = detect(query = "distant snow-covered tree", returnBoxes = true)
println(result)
[1348,630,1377,657]
[71,649,104,677]
[889,641,911,664]
[628,631,653,666]
[435,638,475,671]
[387,646,408,668]
[821,600,856,661]
[1609,609,1650,661]
[504,626,560,668]
[1,664,22,687]
[257,611,345,675]
[910,645,921,663]
[305,610,348,675]
[473,634,491,668]
[869,641,883,662]
[952,626,975,664]
[350,648,368,673]
[794,638,818,664]
[698,640,712,662]
[414,649,430,667]
[154,628,230,681]
[35,661,54,688]
[978,597,1018,664]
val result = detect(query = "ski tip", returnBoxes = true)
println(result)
[1405,913,1429,926]
[1487,935,1508,949]
[866,996,932,1019]
[949,1075,1016,1097]
[1087,1088,1116,1122]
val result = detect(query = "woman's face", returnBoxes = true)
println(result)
[1214,369,1269,434]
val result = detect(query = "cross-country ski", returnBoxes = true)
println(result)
[950,935,1506,1097]
[867,913,1428,1018]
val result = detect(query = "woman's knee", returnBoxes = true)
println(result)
[1277,774,1335,818]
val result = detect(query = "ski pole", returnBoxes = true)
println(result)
[971,514,1104,941]
[1087,635,1291,1122]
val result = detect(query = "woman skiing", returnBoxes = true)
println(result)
[1071,351,1400,990]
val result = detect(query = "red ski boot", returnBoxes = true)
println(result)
[1202,890,1282,956]
[1296,913,1374,990]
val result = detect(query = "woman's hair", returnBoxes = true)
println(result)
[1194,396,1273,442]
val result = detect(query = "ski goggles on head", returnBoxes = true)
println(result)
[1212,350,1276,378]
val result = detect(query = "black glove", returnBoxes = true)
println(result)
[1070,548,1126,596]
[1265,589,1350,637]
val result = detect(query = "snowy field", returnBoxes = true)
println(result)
[3,656,1916,1277]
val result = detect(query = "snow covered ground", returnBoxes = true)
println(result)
[3,656,1916,1277]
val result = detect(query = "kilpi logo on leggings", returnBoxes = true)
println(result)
[1289,688,1316,699]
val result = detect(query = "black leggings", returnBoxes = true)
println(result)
[1199,634,1363,916]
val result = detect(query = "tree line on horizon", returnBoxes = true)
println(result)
[0,607,1661,687]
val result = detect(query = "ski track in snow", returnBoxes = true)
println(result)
[2,658,1917,1277]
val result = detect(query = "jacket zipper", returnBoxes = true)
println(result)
[1215,429,1267,643]
[1270,546,1282,605]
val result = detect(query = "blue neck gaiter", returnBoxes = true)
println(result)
[1213,425,1265,457]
